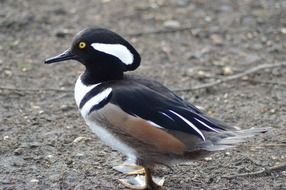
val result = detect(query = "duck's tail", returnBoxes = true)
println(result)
[202,127,270,151]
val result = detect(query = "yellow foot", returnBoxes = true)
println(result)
[119,175,165,189]
[113,163,145,175]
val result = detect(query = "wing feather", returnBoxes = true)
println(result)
[105,80,230,140]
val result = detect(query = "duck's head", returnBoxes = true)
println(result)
[44,27,141,73]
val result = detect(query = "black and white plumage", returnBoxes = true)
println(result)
[44,27,267,190]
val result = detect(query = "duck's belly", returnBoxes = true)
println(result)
[85,117,137,157]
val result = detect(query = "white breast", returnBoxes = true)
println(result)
[85,118,137,157]
[80,87,112,117]
[74,75,137,157]
[74,75,100,107]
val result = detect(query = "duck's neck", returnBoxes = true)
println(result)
[81,64,124,85]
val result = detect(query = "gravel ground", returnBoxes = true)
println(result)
[1,0,286,189]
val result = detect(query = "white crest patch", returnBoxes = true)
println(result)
[91,43,134,65]
[80,88,112,117]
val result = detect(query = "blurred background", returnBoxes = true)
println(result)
[1,0,286,189]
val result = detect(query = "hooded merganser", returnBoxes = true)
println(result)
[44,27,267,190]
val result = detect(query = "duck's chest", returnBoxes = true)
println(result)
[73,76,137,156]
[74,76,112,117]
[74,76,100,109]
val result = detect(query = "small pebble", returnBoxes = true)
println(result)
[266,40,273,47]
[210,34,224,45]
[53,8,67,15]
[280,28,286,34]
[14,148,24,155]
[197,70,210,79]
[260,107,268,113]
[38,110,44,114]
[12,40,20,46]
[30,179,39,183]
[186,68,194,76]
[3,136,9,140]
[29,142,41,148]
[31,105,41,109]
[46,154,54,159]
[204,157,212,161]
[4,70,12,77]
[222,66,233,75]
[130,37,137,43]
[73,136,89,143]
[247,32,253,39]
[261,36,267,43]
[163,20,181,29]
[55,29,72,38]
[212,60,225,66]
[223,93,229,98]
[241,76,249,80]
[204,16,212,22]
[65,158,73,165]
[75,153,85,159]
[60,104,73,111]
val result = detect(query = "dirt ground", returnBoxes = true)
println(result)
[1,0,286,189]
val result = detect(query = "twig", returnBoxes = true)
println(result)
[128,26,192,37]
[245,79,286,86]
[223,162,286,179]
[173,62,286,92]
[241,144,286,148]
[0,86,72,93]
[1,62,286,94]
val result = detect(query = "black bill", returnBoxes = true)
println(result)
[44,49,77,64]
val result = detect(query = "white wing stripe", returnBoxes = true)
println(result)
[169,110,206,141]
[159,111,175,121]
[194,118,219,132]
[147,120,164,129]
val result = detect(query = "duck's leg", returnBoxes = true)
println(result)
[113,156,145,175]
[118,167,164,189]
[144,167,160,190]
[113,163,145,175]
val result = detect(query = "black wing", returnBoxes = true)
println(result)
[109,80,227,141]
[124,74,203,113]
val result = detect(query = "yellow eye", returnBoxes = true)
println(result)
[79,42,86,49]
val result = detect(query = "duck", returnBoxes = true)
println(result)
[44,27,267,189]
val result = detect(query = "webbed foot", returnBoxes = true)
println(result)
[118,175,164,190]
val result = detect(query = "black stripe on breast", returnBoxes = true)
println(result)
[79,84,108,109]
[88,91,113,114]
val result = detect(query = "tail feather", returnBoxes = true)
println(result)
[203,127,270,151]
